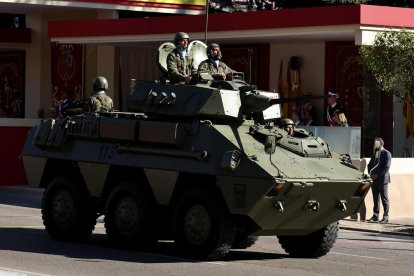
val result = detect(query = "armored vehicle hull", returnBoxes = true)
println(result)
[21,80,370,260]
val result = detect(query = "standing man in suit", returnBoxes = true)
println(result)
[367,137,392,223]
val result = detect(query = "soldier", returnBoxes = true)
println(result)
[87,76,114,112]
[326,91,343,126]
[198,43,234,81]
[167,32,195,84]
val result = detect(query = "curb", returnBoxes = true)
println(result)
[340,226,414,237]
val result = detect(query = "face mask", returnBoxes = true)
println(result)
[374,140,381,158]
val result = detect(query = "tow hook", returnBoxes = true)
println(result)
[304,200,320,212]
[273,201,284,212]
[337,200,347,212]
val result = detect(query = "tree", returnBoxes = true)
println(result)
[360,30,414,102]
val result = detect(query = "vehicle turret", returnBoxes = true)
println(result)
[128,78,283,122]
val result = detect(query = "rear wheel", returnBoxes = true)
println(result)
[41,175,96,241]
[104,182,156,248]
[173,189,236,260]
[277,222,339,258]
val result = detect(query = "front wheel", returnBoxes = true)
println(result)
[41,175,97,241]
[277,222,339,258]
[173,189,236,260]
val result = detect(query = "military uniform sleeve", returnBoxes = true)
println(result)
[198,60,209,73]
[223,62,234,79]
[167,52,185,83]
[88,96,101,112]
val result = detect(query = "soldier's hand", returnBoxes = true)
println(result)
[184,75,192,84]
[214,73,226,80]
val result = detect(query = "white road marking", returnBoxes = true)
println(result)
[0,267,50,276]
[331,252,391,260]
[206,262,226,266]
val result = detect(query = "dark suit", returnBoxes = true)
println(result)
[326,103,343,126]
[367,148,392,219]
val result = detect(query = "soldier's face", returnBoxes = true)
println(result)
[178,39,189,50]
[284,125,294,135]
[327,97,336,105]
[211,47,221,58]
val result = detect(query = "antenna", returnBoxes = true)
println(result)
[204,0,209,44]
[248,48,253,84]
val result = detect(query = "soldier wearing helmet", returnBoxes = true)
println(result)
[166,32,195,84]
[198,43,234,81]
[87,76,114,112]
[282,118,295,135]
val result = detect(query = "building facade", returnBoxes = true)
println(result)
[1,3,413,185]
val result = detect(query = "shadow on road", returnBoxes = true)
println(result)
[0,227,287,263]
[0,186,43,209]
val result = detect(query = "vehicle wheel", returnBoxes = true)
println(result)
[173,189,236,260]
[232,234,258,249]
[41,175,97,241]
[104,182,155,248]
[277,222,339,258]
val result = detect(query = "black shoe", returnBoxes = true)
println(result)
[380,218,389,224]
[367,216,379,222]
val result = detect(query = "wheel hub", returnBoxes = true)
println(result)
[183,204,211,245]
[115,196,138,234]
[52,190,74,225]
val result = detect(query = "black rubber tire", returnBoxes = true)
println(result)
[173,189,236,260]
[41,175,97,241]
[232,234,258,249]
[104,182,156,248]
[277,222,339,258]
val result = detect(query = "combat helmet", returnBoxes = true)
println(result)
[282,118,294,126]
[93,76,108,92]
[207,43,220,58]
[174,32,190,46]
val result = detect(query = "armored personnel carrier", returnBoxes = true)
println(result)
[21,41,370,260]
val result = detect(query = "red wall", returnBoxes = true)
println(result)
[0,127,30,185]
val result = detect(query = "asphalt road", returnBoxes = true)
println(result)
[0,186,413,276]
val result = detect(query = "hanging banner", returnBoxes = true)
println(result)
[0,52,25,118]
[51,43,83,117]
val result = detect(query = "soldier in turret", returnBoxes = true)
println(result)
[87,76,114,112]
[198,43,234,81]
[167,32,195,84]
[282,118,295,136]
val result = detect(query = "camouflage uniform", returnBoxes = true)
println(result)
[198,59,234,80]
[167,49,195,84]
[88,91,114,112]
